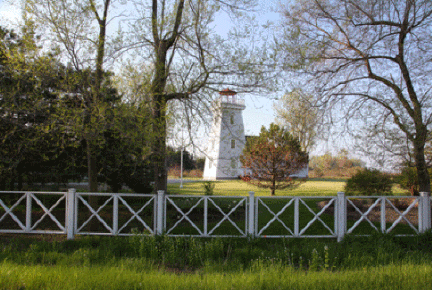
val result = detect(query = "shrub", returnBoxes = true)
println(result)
[398,167,418,195]
[203,181,215,195]
[345,168,393,196]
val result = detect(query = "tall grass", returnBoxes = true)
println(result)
[1,232,432,289]
[1,261,432,290]
[3,232,432,270]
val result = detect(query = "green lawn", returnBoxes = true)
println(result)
[168,178,407,196]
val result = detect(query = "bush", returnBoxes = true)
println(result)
[345,168,393,196]
[398,167,418,195]
[203,181,215,195]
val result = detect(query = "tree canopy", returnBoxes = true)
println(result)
[274,88,320,153]
[280,0,432,192]
[240,123,308,196]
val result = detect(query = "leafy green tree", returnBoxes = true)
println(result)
[240,123,308,196]
[0,24,69,190]
[98,102,153,193]
[275,88,320,153]
[24,0,121,192]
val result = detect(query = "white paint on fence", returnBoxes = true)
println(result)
[0,190,430,241]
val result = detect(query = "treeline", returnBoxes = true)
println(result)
[166,147,205,178]
[309,150,364,178]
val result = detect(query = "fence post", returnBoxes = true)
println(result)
[248,191,255,237]
[380,197,386,234]
[26,192,32,232]
[156,190,165,235]
[420,192,431,233]
[204,197,208,236]
[113,195,118,235]
[337,192,346,242]
[66,188,76,240]
[294,197,299,237]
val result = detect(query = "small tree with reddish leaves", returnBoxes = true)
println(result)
[240,123,308,195]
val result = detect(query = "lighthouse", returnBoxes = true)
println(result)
[203,89,246,180]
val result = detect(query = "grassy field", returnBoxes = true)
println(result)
[167,178,407,196]
[2,261,432,289]
[1,234,432,289]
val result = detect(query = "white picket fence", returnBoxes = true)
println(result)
[0,190,430,241]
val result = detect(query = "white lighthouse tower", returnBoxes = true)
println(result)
[203,89,246,180]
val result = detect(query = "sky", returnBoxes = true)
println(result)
[0,1,19,23]
[0,0,352,160]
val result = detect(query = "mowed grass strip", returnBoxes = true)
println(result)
[168,178,407,196]
[168,179,347,196]
[1,261,431,290]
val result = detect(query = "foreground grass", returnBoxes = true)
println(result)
[1,262,432,290]
[1,233,432,289]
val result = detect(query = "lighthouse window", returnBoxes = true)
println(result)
[230,114,234,124]
[231,139,236,149]
[231,158,237,169]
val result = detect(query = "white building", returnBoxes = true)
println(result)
[203,89,246,180]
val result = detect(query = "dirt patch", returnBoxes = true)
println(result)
[317,198,420,226]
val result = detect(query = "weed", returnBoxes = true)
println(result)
[203,181,215,195]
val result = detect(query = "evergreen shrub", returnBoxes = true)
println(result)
[345,168,393,196]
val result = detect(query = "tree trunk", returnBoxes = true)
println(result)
[151,96,168,193]
[87,140,99,231]
[414,140,431,193]
[271,175,276,196]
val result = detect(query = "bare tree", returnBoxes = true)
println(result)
[130,0,276,192]
[281,0,432,191]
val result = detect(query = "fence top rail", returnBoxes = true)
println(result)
[0,191,65,195]
[346,196,420,199]
[115,193,155,198]
[256,196,337,199]
[75,192,154,197]
[166,194,247,199]
[0,191,427,201]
